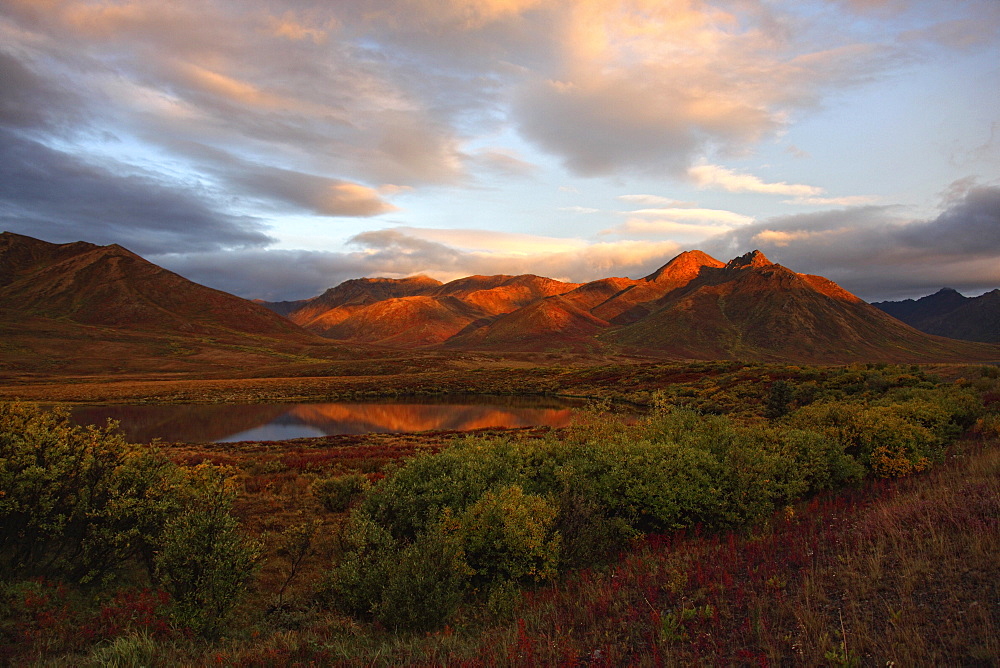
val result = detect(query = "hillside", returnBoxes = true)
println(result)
[604,251,996,363]
[873,288,1000,343]
[3,233,997,369]
[313,295,486,346]
[0,232,341,377]
[279,273,582,344]
[446,294,610,352]
[279,248,999,363]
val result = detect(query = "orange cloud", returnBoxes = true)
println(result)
[688,164,825,197]
[625,207,754,225]
[269,12,332,44]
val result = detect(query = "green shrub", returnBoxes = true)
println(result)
[357,438,527,540]
[324,384,982,632]
[371,517,471,631]
[764,379,795,419]
[0,402,182,583]
[312,473,368,513]
[325,513,470,631]
[459,485,560,591]
[153,465,262,638]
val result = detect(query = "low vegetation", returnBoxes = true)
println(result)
[1,363,997,665]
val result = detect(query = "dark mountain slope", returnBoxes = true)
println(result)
[873,288,1000,343]
[0,232,310,339]
[0,232,341,377]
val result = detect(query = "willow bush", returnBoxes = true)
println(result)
[0,403,260,637]
[326,384,984,631]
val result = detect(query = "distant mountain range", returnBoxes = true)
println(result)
[265,245,999,364]
[873,288,1000,343]
[2,231,998,370]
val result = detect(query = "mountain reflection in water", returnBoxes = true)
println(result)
[68,396,586,443]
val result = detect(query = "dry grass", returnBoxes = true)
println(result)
[3,364,997,666]
[440,437,999,667]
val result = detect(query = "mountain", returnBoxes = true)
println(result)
[429,274,581,315]
[0,232,310,338]
[873,288,1000,343]
[603,251,993,362]
[594,250,726,324]
[5,232,996,370]
[276,247,998,362]
[282,275,442,326]
[313,295,487,347]
[0,232,334,376]
[279,273,581,342]
[443,252,726,352]
[446,295,610,352]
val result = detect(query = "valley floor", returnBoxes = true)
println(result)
[2,361,997,666]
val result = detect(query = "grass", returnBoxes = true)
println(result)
[462,437,998,666]
[55,427,988,667]
[2,363,997,665]
[241,431,993,666]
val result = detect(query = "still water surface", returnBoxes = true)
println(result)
[68,395,589,443]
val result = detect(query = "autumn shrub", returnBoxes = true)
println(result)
[0,577,88,658]
[0,402,183,583]
[787,398,970,477]
[459,485,560,600]
[153,465,263,638]
[322,382,985,632]
[312,473,368,513]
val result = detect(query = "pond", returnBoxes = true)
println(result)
[67,395,592,443]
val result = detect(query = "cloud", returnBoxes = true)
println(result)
[0,50,83,132]
[508,0,919,176]
[783,195,878,206]
[559,206,601,214]
[386,227,589,255]
[1,0,468,190]
[751,229,832,247]
[688,164,824,197]
[606,219,740,241]
[0,130,273,255]
[703,185,1000,299]
[617,194,696,207]
[268,11,334,44]
[601,206,752,242]
[472,148,539,177]
[157,228,682,301]
[623,207,755,226]
[228,165,400,217]
[2,0,997,305]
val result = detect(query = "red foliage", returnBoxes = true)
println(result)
[91,588,174,640]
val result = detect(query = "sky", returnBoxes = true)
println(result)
[2,0,999,303]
